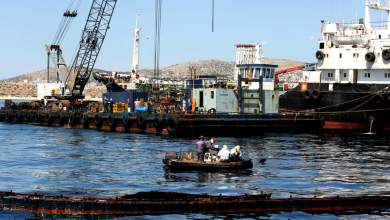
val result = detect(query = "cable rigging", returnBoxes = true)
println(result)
[154,0,162,82]
[46,0,80,83]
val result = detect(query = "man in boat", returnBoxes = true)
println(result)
[218,145,230,162]
[230,145,242,161]
[196,136,207,161]
[207,137,219,152]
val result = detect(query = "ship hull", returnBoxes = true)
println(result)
[279,83,390,133]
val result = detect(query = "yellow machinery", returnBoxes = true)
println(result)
[113,103,128,113]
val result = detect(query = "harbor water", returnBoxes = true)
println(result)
[1,122,390,218]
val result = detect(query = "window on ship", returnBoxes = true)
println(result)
[254,69,260,79]
[240,69,245,77]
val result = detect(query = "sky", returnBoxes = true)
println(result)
[0,0,383,79]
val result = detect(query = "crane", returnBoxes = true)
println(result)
[274,65,306,84]
[46,0,80,83]
[63,0,118,99]
[58,0,214,99]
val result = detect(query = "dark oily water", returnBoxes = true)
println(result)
[1,123,390,218]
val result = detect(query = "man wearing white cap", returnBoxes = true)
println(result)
[230,145,242,161]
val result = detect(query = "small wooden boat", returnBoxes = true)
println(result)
[163,152,253,171]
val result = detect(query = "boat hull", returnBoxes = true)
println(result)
[279,82,390,133]
[163,159,254,171]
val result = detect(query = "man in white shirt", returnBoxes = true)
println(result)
[217,145,230,162]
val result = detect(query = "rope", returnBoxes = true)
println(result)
[316,107,390,116]
[283,107,390,117]
[346,94,378,112]
[281,88,389,117]
[313,93,374,111]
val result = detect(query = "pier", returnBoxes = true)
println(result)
[0,110,323,137]
[1,191,390,217]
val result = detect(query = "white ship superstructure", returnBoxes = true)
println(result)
[235,44,276,91]
[315,0,390,85]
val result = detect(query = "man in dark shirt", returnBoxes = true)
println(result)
[196,136,207,161]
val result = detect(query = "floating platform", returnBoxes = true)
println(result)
[0,110,323,137]
[1,191,390,218]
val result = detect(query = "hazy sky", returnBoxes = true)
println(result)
[0,0,382,79]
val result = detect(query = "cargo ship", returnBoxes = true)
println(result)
[279,0,390,133]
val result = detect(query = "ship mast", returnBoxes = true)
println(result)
[131,15,141,75]
[365,0,372,31]
[387,0,390,30]
[366,0,390,30]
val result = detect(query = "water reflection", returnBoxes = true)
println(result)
[0,124,390,199]
[164,169,253,183]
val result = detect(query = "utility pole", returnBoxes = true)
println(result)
[47,50,50,83]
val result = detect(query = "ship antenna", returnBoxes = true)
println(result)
[365,0,372,31]
[387,0,390,30]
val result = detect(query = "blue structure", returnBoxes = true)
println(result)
[103,90,149,112]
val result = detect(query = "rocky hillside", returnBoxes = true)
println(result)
[4,58,303,82]
[1,58,303,98]
[121,58,303,79]
[0,82,37,98]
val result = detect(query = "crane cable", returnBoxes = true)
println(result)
[154,0,162,81]
[52,0,81,46]
[152,0,213,83]
[211,0,215,32]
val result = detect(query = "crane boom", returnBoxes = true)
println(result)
[65,0,117,99]
[274,65,306,84]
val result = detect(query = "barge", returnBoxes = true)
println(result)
[1,191,390,217]
[0,110,323,137]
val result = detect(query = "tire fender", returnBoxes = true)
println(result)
[137,114,147,130]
